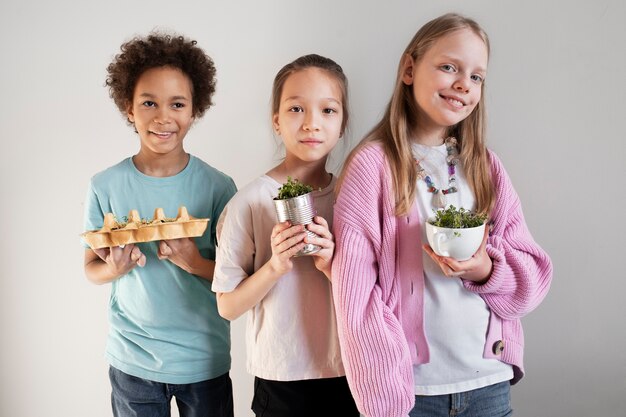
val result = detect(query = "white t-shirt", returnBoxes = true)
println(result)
[411,143,513,395]
[212,175,345,381]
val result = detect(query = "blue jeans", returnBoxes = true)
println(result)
[409,381,513,417]
[109,366,234,417]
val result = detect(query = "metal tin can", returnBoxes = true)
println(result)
[273,193,321,256]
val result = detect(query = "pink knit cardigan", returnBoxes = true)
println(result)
[332,143,552,417]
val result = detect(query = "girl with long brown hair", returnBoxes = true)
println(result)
[213,54,358,417]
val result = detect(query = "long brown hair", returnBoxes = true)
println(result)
[338,13,494,216]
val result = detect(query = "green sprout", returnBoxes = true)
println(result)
[111,215,128,230]
[276,176,314,200]
[111,214,154,229]
[428,205,488,229]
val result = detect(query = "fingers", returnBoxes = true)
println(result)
[130,246,146,268]
[271,223,306,253]
[161,241,172,255]
[130,246,141,260]
[305,231,334,253]
[435,259,459,277]
[271,221,293,239]
[97,244,146,272]
[422,244,441,264]
[306,217,334,251]
[136,253,147,267]
[442,256,469,272]
[305,234,334,250]
[284,241,307,258]
[312,216,329,229]
[444,266,466,277]
[306,217,333,240]
[93,248,110,262]
[108,244,132,262]
[275,229,306,254]
[477,225,490,252]
[422,244,466,277]
[122,245,145,268]
[158,241,172,259]
[422,243,490,282]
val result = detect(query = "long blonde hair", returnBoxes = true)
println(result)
[339,13,495,216]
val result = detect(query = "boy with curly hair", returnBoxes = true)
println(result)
[83,33,236,417]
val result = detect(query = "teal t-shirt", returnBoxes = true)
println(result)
[83,155,237,384]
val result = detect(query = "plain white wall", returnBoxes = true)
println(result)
[1,0,624,416]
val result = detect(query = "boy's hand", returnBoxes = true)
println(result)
[305,216,334,280]
[93,244,146,276]
[157,238,201,273]
[268,221,306,276]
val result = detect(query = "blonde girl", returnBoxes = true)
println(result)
[212,54,359,417]
[332,13,553,417]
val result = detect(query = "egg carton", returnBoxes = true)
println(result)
[82,206,209,249]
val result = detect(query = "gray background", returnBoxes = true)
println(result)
[1,1,624,416]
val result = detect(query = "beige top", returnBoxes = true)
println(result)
[213,175,344,381]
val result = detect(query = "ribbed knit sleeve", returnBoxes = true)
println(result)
[463,152,553,320]
[332,145,414,417]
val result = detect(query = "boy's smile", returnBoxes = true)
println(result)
[151,131,175,139]
[127,66,194,169]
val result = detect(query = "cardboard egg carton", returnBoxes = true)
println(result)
[82,206,209,249]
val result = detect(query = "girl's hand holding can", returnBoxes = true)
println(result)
[305,216,334,280]
[269,221,307,276]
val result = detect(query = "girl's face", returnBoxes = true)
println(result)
[127,66,194,158]
[402,28,488,141]
[272,67,343,165]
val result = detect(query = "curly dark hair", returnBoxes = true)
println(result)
[106,32,216,120]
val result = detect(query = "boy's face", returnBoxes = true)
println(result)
[127,66,194,158]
